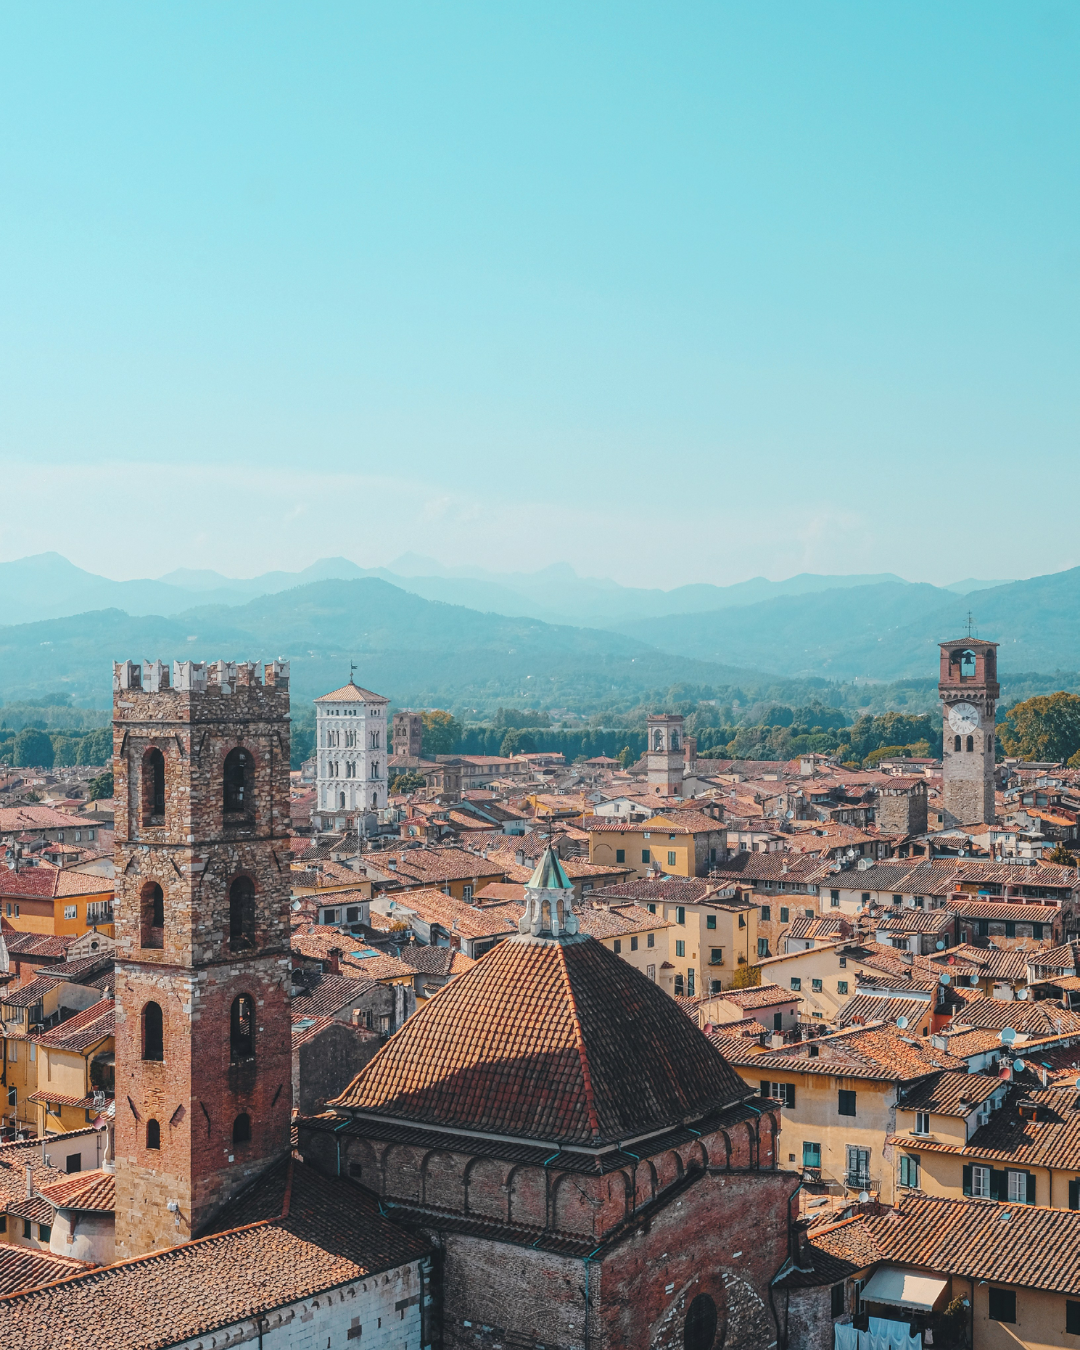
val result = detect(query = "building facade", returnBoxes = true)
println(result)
[392,710,423,758]
[646,713,685,797]
[315,679,389,820]
[938,637,999,828]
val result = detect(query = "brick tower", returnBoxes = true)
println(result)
[111,658,293,1258]
[938,637,999,828]
[646,713,685,797]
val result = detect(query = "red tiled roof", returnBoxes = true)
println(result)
[314,682,388,703]
[39,1170,115,1212]
[0,1246,90,1296]
[35,1001,113,1052]
[331,934,750,1147]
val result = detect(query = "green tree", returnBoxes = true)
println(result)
[75,727,113,766]
[1048,841,1078,867]
[500,729,538,757]
[421,710,462,756]
[998,693,1080,763]
[389,771,428,794]
[50,735,79,767]
[618,745,634,768]
[13,727,54,768]
[88,770,114,800]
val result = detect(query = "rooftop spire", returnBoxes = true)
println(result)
[518,844,580,942]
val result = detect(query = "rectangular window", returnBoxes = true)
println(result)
[1070,1178,1080,1211]
[641,850,650,864]
[616,849,625,863]
[915,1112,930,1135]
[6,1087,14,1106]
[614,939,622,954]
[23,1218,31,1238]
[63,905,77,920]
[837,980,848,995]
[706,914,716,929]
[838,1090,857,1117]
[758,939,769,957]
[987,1288,1016,1324]
[899,1155,920,1188]
[647,903,656,914]
[1067,1301,1080,1335]
[780,907,789,923]
[38,1224,51,1242]
[7,1042,13,1064]
[630,935,638,951]
[861,893,870,905]
[831,1284,845,1318]
[812,979,823,992]
[761,1082,795,1108]
[972,1165,991,1198]
[710,948,723,965]
[676,907,685,925]
[739,914,746,928]
[675,940,685,958]
[839,956,847,968]
[803,1141,822,1167]
[773,1012,783,1030]
[667,851,677,866]
[674,974,684,995]
[346,907,360,923]
[760,906,771,920]
[1008,1170,1033,1204]
[647,933,654,948]
[687,969,695,996]
[790,978,801,991]
[831,889,840,905]
[646,964,656,981]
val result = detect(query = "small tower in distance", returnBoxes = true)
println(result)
[646,713,685,797]
[111,658,293,1258]
[314,677,389,830]
[392,709,424,759]
[938,636,999,828]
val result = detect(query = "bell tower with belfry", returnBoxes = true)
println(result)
[111,657,293,1258]
[646,713,685,797]
[938,631,999,828]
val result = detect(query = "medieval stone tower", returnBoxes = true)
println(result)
[111,658,293,1258]
[938,637,999,828]
[646,713,685,796]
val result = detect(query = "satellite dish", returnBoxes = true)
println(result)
[1000,1027,1017,1045]
[1017,989,1029,1001]
[858,1191,870,1204]
[786,810,794,819]
[896,1016,909,1029]
[936,941,946,951]
[290,899,302,912]
[970,973,979,985]
[1013,1058,1026,1073]
[939,973,951,985]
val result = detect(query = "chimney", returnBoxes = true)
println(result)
[327,947,342,976]
[770,1032,785,1050]
[25,1165,33,1199]
[515,850,525,866]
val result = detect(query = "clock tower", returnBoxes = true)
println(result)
[938,637,999,828]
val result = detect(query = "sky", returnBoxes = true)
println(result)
[0,3,1078,589]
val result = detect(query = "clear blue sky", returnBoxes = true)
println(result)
[0,3,1077,588]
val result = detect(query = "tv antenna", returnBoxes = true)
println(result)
[965,611,976,638]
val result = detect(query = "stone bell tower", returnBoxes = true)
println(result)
[111,657,293,1258]
[646,713,685,797]
[938,637,999,828]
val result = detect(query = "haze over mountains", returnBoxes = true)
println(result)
[1,552,1076,709]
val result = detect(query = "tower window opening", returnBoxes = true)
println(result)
[141,747,165,824]
[229,876,256,951]
[142,1002,164,1061]
[339,791,346,808]
[223,747,253,816]
[988,734,993,751]
[140,881,165,949]
[232,1112,252,1146]
[954,735,962,753]
[230,994,255,1062]
[146,1119,160,1150]
[966,735,974,753]
[684,1293,718,1350]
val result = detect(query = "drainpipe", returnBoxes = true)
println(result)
[333,1116,351,1176]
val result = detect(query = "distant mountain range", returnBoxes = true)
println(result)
[1,553,1074,709]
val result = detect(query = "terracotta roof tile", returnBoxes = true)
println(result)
[331,934,751,1147]
[0,1246,90,1296]
[39,1170,115,1213]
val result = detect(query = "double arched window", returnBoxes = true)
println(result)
[229,877,255,951]
[140,881,164,949]
[230,995,255,1062]
[142,1002,164,1061]
[223,747,253,816]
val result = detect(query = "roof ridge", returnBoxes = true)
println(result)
[557,946,602,1144]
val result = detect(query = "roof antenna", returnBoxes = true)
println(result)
[966,611,976,638]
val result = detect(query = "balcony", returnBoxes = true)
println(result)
[845,1173,878,1193]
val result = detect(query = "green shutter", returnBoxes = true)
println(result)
[1027,1173,1036,1205]
[1069,1179,1080,1210]
[786,1085,796,1109]
[963,1165,973,1196]
[989,1168,1003,1201]
[761,1081,770,1099]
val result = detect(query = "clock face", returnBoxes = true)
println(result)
[948,703,980,735]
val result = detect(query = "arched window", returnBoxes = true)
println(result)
[988,734,994,751]
[339,791,346,809]
[230,994,255,1062]
[966,735,974,753]
[223,747,253,815]
[142,1002,164,1061]
[954,735,962,753]
[671,732,680,751]
[232,1112,252,1145]
[370,789,378,808]
[146,1119,160,1150]
[142,747,165,824]
[229,876,255,951]
[140,881,165,949]
[653,730,663,750]
[684,1294,718,1350]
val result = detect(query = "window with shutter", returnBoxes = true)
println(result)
[1069,1178,1080,1210]
[987,1288,1016,1324]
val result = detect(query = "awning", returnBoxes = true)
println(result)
[860,1267,949,1311]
